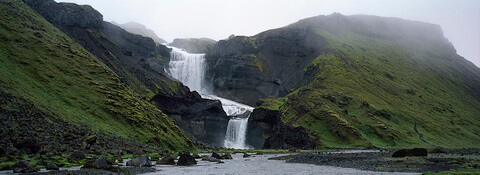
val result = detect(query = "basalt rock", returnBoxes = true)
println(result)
[126,156,152,167]
[205,28,325,106]
[151,93,229,147]
[177,153,197,166]
[246,108,283,149]
[392,148,428,157]
[156,156,175,165]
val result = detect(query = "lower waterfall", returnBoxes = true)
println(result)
[166,46,253,149]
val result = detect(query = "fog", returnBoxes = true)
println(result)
[55,0,479,67]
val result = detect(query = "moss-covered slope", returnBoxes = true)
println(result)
[0,0,194,151]
[213,13,480,148]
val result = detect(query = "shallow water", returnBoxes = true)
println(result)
[145,153,418,175]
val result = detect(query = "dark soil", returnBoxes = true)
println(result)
[270,149,480,173]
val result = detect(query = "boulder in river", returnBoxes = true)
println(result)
[126,156,152,167]
[177,153,197,166]
[37,160,59,170]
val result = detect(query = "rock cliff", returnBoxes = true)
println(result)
[169,38,216,53]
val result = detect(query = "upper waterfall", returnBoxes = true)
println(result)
[167,47,209,94]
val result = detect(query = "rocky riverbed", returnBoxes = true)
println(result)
[270,149,480,174]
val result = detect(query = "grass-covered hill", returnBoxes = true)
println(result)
[207,13,480,149]
[0,0,195,156]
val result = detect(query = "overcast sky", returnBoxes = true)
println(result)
[56,0,479,67]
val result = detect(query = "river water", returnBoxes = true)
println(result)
[144,153,417,175]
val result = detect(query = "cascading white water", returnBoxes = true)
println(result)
[166,46,253,149]
[167,47,207,93]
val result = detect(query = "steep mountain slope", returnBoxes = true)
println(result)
[112,21,167,44]
[207,13,480,148]
[24,0,229,147]
[0,0,194,153]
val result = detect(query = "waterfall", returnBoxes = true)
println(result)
[167,47,208,93]
[166,46,253,149]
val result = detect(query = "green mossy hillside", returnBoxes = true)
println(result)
[0,0,194,150]
[255,14,480,148]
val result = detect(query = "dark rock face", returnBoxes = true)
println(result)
[169,38,216,53]
[246,107,323,149]
[177,153,197,166]
[201,156,223,163]
[69,151,87,160]
[12,160,39,173]
[205,28,326,106]
[126,156,152,167]
[151,93,229,147]
[246,108,283,148]
[392,148,428,157]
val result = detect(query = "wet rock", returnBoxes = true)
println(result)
[126,156,152,167]
[243,153,251,158]
[223,152,233,159]
[177,153,197,166]
[12,160,40,173]
[212,152,222,159]
[392,148,428,157]
[156,156,175,165]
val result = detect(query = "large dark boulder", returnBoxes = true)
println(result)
[177,153,197,166]
[12,160,39,173]
[392,148,428,157]
[201,156,223,163]
[126,156,152,167]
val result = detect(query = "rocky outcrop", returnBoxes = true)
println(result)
[24,0,103,29]
[151,93,229,147]
[205,28,325,106]
[246,107,323,149]
[169,38,216,53]
[246,108,283,148]
[126,156,153,167]
[12,160,39,173]
[177,153,197,166]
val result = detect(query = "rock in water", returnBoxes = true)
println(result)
[157,156,175,165]
[223,153,233,159]
[126,156,152,167]
[12,160,39,173]
[243,153,251,158]
[212,152,223,159]
[177,153,197,166]
[392,148,428,157]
